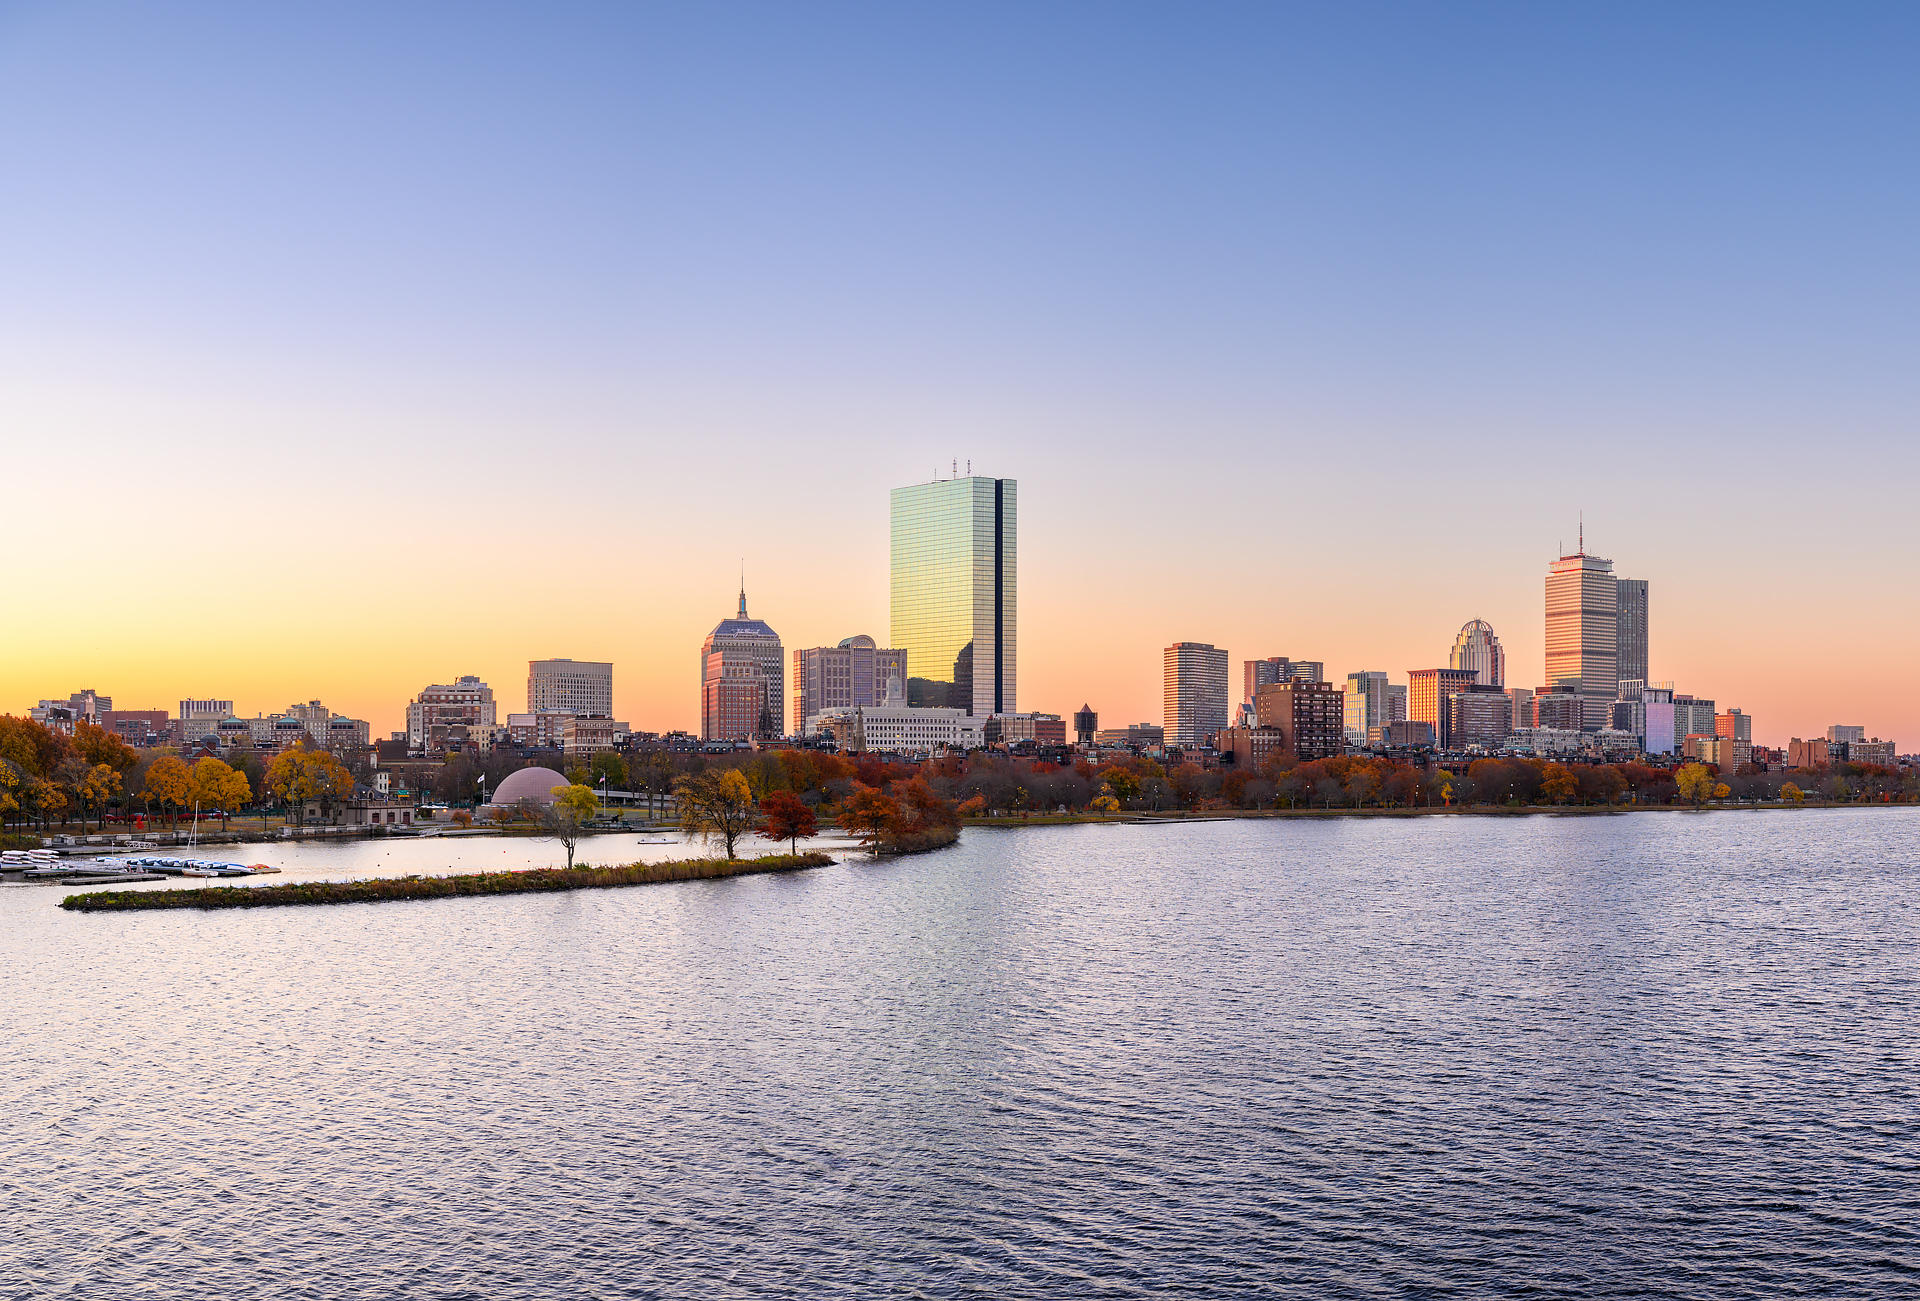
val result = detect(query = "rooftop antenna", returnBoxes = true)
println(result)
[952,457,957,477]
[1579,511,1584,555]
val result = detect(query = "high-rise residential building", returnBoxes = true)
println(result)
[1616,579,1649,685]
[1641,684,1677,756]
[890,475,1016,715]
[1545,538,1618,730]
[528,659,614,718]
[1826,724,1866,745]
[1673,694,1716,749]
[1507,687,1534,734]
[1447,686,1514,749]
[1448,620,1506,687]
[793,636,907,734]
[1164,642,1230,747]
[1253,680,1345,760]
[1715,709,1752,744]
[1407,668,1478,749]
[406,676,498,750]
[700,587,784,740]
[1243,657,1323,703]
[1343,672,1394,747]
[1532,684,1587,732]
[1073,704,1098,746]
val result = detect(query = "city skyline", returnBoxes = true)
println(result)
[2,8,1916,747]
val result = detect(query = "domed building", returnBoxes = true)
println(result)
[1449,619,1506,687]
[489,766,570,809]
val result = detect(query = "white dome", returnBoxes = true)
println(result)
[492,766,569,806]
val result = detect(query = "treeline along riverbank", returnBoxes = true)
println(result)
[59,853,835,912]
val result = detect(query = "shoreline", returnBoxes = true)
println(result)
[962,801,1904,826]
[58,852,836,913]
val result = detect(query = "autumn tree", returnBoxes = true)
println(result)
[1674,763,1715,809]
[75,764,122,834]
[541,783,600,869]
[145,755,194,828]
[839,783,902,856]
[190,757,253,830]
[1781,782,1804,805]
[674,769,757,859]
[72,722,138,775]
[265,746,355,826]
[757,789,818,854]
[1539,763,1579,805]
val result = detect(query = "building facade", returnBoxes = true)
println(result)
[1545,544,1619,730]
[890,475,1016,715]
[1073,704,1098,746]
[1826,724,1867,745]
[1165,642,1231,747]
[1674,695,1717,751]
[1343,672,1394,747]
[1407,668,1479,749]
[1715,709,1752,744]
[406,675,498,750]
[1616,578,1649,686]
[1449,620,1506,687]
[793,636,906,734]
[1096,723,1165,748]
[528,660,614,718]
[1447,687,1515,749]
[1253,680,1344,761]
[1244,658,1324,704]
[700,588,784,740]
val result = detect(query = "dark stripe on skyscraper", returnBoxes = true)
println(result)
[993,479,1004,715]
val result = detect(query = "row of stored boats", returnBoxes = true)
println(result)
[2,849,280,880]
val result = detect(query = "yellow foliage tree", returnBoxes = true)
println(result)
[674,769,757,858]
[145,755,194,828]
[76,763,122,835]
[1089,793,1121,814]
[191,757,253,830]
[1781,782,1804,805]
[1674,763,1715,809]
[265,746,354,826]
[1540,763,1579,805]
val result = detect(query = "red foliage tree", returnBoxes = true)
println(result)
[757,789,819,854]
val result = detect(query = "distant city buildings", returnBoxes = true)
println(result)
[528,659,613,718]
[1545,540,1618,730]
[1343,672,1403,747]
[700,589,783,741]
[1097,723,1164,748]
[1447,687,1514,749]
[891,475,1016,715]
[1827,724,1866,744]
[1253,680,1344,760]
[406,675,498,750]
[1408,668,1478,750]
[1242,657,1323,705]
[1448,620,1506,687]
[794,636,905,735]
[1074,704,1098,746]
[1616,578,1649,685]
[1165,642,1230,747]
[1715,709,1752,744]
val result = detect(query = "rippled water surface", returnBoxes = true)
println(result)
[5,811,1918,1298]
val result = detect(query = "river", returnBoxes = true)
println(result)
[3,810,1916,1297]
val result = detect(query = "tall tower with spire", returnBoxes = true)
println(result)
[700,579,784,740]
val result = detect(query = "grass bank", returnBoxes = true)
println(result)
[59,853,836,913]
[879,823,960,856]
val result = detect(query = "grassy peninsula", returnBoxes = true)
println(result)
[59,853,835,913]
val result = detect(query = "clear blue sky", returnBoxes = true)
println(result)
[3,3,1915,742]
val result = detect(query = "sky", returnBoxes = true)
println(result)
[2,2,1916,748]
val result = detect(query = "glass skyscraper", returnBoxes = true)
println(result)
[890,476,1016,716]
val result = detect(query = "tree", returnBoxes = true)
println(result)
[541,784,599,868]
[72,722,138,775]
[840,783,902,856]
[1781,782,1804,806]
[190,757,252,830]
[758,789,818,854]
[1540,763,1579,805]
[1675,763,1715,809]
[145,755,194,828]
[1712,783,1731,802]
[1101,767,1141,805]
[1089,793,1120,814]
[265,746,355,826]
[675,769,757,858]
[75,764,122,834]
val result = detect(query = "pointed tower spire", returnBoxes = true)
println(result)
[1578,512,1584,556]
